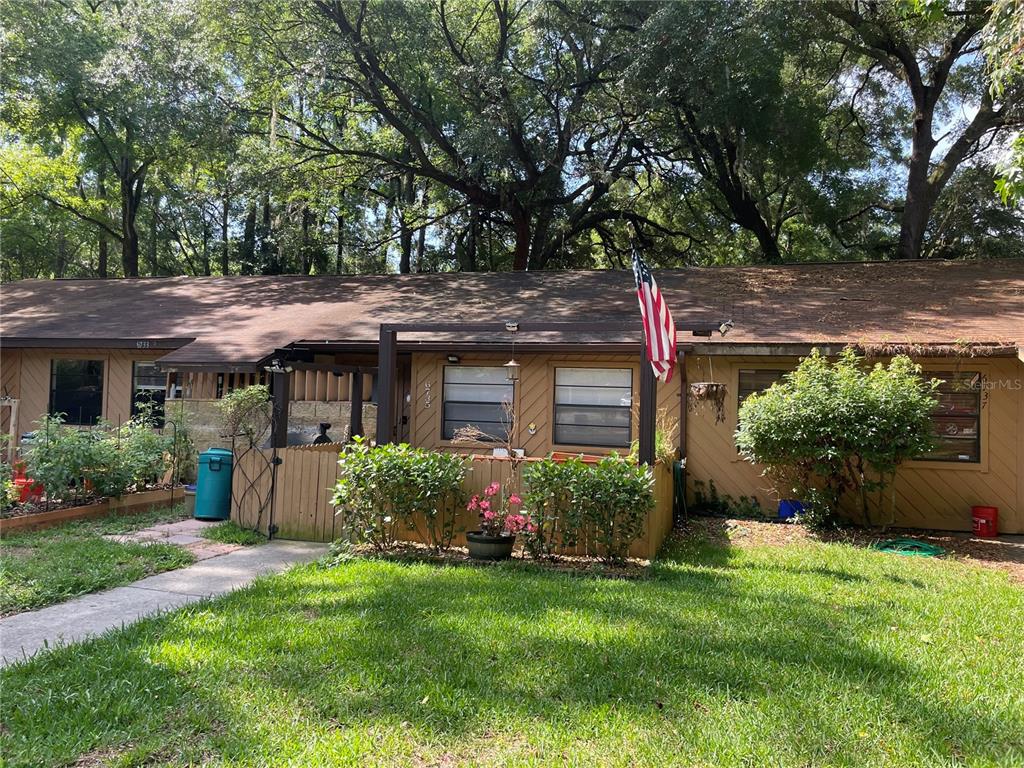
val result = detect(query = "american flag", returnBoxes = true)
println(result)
[632,249,677,382]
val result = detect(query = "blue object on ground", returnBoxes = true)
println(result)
[194,448,233,520]
[778,499,805,520]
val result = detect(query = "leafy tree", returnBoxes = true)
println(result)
[819,0,1023,259]
[2,0,226,275]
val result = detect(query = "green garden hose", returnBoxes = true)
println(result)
[870,538,946,557]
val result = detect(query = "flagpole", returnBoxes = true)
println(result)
[638,342,656,466]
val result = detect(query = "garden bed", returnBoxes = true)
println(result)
[0,488,184,534]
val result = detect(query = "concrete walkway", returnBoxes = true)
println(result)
[0,540,328,667]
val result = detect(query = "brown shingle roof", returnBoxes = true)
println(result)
[2,259,1022,366]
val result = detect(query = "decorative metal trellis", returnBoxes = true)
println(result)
[230,414,279,539]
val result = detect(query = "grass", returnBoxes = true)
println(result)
[200,520,266,546]
[0,504,194,616]
[2,530,1022,767]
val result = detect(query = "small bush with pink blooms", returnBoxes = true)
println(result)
[467,481,534,538]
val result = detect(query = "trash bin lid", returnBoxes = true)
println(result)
[199,448,234,464]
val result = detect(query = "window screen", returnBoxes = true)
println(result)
[553,367,632,447]
[919,371,981,463]
[442,366,513,440]
[50,359,104,425]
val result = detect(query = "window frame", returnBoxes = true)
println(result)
[915,369,982,465]
[131,360,167,426]
[49,357,105,426]
[440,364,514,442]
[551,366,634,450]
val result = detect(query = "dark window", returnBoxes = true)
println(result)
[442,366,513,440]
[132,362,166,426]
[553,367,632,447]
[919,371,981,463]
[50,359,104,425]
[738,369,787,403]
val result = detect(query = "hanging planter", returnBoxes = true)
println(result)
[688,382,728,424]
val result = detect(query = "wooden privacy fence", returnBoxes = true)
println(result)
[232,447,674,559]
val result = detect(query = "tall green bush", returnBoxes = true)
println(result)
[736,349,938,526]
[523,454,653,563]
[217,385,271,446]
[522,456,589,558]
[332,438,467,551]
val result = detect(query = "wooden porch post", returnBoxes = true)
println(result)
[375,327,397,444]
[349,372,364,438]
[677,348,687,461]
[638,344,656,465]
[270,369,289,449]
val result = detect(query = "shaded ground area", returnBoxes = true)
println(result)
[2,533,1021,767]
[684,515,1024,584]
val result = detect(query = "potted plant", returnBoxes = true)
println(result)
[465,481,532,560]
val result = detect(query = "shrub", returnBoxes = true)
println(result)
[332,438,467,552]
[736,349,938,527]
[522,456,589,558]
[217,385,271,446]
[523,455,653,563]
[581,455,654,563]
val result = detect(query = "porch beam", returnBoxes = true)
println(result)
[638,344,656,466]
[375,327,397,444]
[270,369,289,449]
[349,372,364,439]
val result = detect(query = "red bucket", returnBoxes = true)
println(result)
[971,506,999,538]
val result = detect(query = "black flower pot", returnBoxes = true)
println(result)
[466,531,516,561]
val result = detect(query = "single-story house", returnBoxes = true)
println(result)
[2,258,1022,534]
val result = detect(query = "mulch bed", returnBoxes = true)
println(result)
[682,515,1024,584]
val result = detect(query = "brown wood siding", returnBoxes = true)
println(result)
[7,348,164,438]
[1,350,22,435]
[682,354,1024,534]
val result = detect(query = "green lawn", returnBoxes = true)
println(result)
[0,505,194,615]
[2,532,1022,767]
[200,520,266,546]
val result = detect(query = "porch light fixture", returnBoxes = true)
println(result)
[263,359,294,374]
[718,320,734,337]
[446,354,461,364]
[504,358,521,381]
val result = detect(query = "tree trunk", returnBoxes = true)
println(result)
[202,221,211,276]
[220,195,230,275]
[415,181,429,272]
[240,203,256,274]
[55,231,67,278]
[398,169,415,274]
[461,205,478,272]
[119,166,142,277]
[896,110,938,260]
[301,205,312,274]
[511,204,530,271]
[258,194,274,274]
[97,171,108,278]
[148,190,160,276]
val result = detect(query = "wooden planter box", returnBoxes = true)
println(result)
[0,488,185,534]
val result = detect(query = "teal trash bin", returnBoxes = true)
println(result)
[195,448,233,520]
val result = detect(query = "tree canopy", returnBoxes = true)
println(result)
[1,0,1021,280]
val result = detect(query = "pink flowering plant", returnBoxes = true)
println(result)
[467,480,536,537]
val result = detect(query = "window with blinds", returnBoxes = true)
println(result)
[442,366,513,441]
[919,371,981,463]
[553,367,632,447]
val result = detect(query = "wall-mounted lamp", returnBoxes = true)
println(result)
[446,354,461,364]
[263,358,294,374]
[504,358,521,381]
[718,320,734,337]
